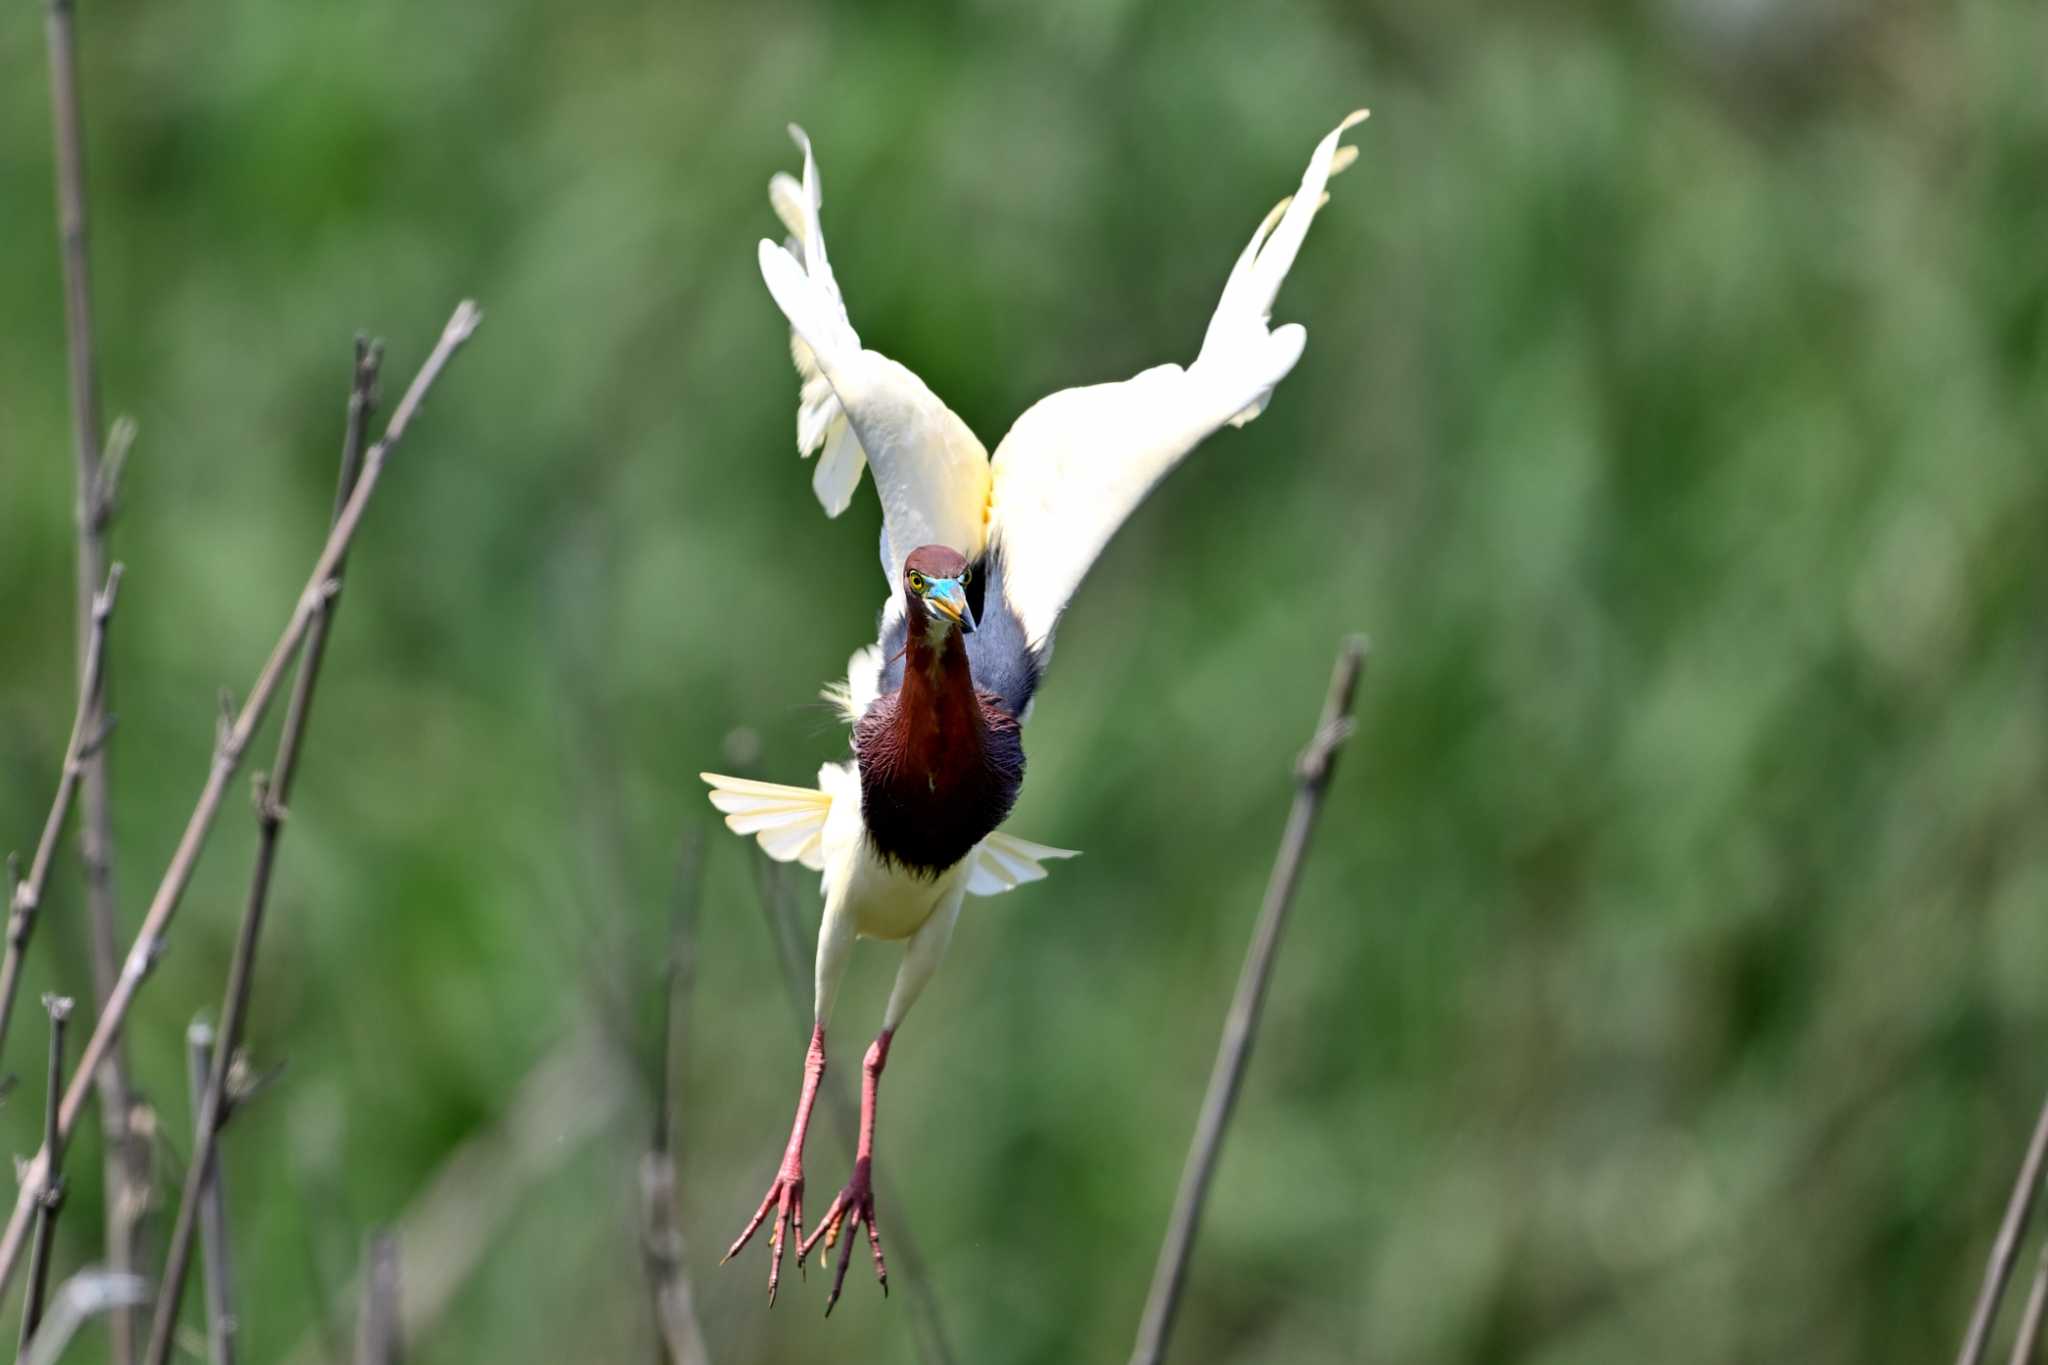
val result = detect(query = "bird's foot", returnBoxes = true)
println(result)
[801,1155,886,1314]
[723,1161,808,1305]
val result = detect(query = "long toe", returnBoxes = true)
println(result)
[819,1183,881,1316]
[766,1194,788,1304]
[726,1170,805,1305]
[725,1185,779,1263]
[799,1192,844,1265]
[864,1201,888,1296]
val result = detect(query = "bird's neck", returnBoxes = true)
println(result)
[894,611,980,756]
[855,606,1025,875]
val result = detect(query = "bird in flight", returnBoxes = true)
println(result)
[704,108,1367,1312]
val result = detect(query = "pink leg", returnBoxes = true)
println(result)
[724,1024,826,1304]
[801,1029,892,1314]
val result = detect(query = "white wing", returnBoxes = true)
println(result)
[768,159,869,517]
[986,111,1367,649]
[759,126,992,582]
[964,832,1081,897]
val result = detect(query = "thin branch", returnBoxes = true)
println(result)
[2010,1244,2048,1365]
[185,1020,237,1365]
[81,432,138,1197]
[1958,1094,2048,1365]
[642,829,710,1365]
[20,995,75,1352]
[1129,635,1368,1365]
[354,1233,400,1365]
[749,854,956,1365]
[145,335,387,1365]
[45,0,150,1346]
[0,563,121,1071]
[19,1271,150,1365]
[0,301,481,1302]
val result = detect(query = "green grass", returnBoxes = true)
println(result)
[1,0,2045,1360]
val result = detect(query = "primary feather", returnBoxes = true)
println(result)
[758,126,991,583]
[987,109,1368,648]
[759,111,1365,674]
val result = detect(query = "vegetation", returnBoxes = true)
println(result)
[1,0,2043,1361]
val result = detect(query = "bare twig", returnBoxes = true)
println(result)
[185,1020,237,1365]
[1958,1094,2048,1365]
[642,830,711,1365]
[0,301,482,1302]
[1129,635,1368,1365]
[145,336,386,1365]
[0,564,121,1070]
[2010,1244,2048,1365]
[20,996,75,1352]
[19,1271,150,1365]
[44,0,151,1344]
[749,856,955,1365]
[355,1233,400,1365]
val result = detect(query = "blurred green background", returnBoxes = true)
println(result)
[3,0,2046,1360]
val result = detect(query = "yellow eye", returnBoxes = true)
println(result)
[960,567,972,586]
[907,571,928,593]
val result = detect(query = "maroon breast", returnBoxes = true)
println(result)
[855,657,1024,875]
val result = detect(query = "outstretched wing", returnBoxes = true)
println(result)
[768,164,867,518]
[986,111,1367,650]
[964,832,1081,897]
[759,125,992,583]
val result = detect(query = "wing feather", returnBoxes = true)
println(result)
[986,111,1366,649]
[822,642,886,724]
[759,126,992,579]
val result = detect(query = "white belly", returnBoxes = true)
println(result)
[841,837,969,941]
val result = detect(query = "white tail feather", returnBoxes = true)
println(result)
[700,772,834,871]
[701,773,1077,895]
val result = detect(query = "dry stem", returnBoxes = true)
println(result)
[1957,1094,2048,1365]
[20,996,75,1352]
[185,1021,237,1365]
[2008,1244,2048,1365]
[0,564,121,1071]
[42,0,152,1342]
[144,335,387,1365]
[0,301,481,1302]
[354,1234,400,1365]
[642,832,711,1365]
[1129,635,1368,1365]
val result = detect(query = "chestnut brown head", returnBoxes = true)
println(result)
[902,545,975,635]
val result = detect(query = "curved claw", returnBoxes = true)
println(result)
[725,1168,807,1304]
[802,1158,886,1315]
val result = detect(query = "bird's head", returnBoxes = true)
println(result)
[902,544,976,637]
